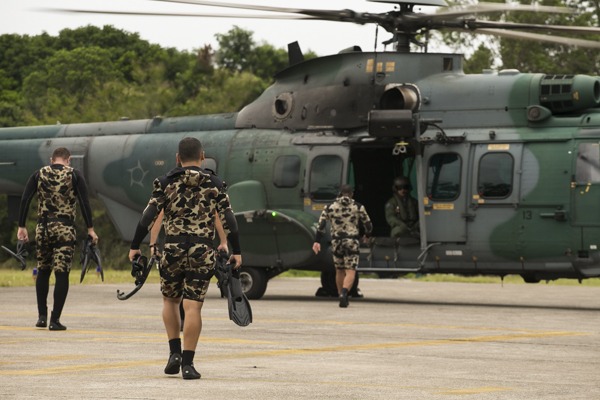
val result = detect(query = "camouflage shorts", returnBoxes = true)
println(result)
[159,243,216,302]
[331,238,360,270]
[35,222,76,273]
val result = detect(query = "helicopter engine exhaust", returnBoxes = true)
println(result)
[380,83,421,112]
[367,84,421,138]
[539,74,600,114]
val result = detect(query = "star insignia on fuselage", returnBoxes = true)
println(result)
[127,160,149,187]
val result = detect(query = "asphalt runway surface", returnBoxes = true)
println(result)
[1,277,599,400]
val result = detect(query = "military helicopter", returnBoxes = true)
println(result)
[2,0,600,299]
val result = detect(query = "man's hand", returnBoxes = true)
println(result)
[128,249,141,262]
[229,254,242,270]
[312,242,321,254]
[217,242,229,254]
[17,227,28,242]
[88,228,99,245]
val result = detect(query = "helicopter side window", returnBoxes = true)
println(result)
[273,155,301,188]
[426,153,461,201]
[576,143,600,183]
[478,153,513,199]
[309,155,343,201]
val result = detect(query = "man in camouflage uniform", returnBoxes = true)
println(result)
[312,185,372,308]
[385,177,420,239]
[17,147,98,331]
[128,137,242,380]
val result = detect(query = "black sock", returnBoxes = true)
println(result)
[342,288,348,296]
[182,350,195,366]
[51,271,70,320]
[169,338,182,355]
[36,269,51,316]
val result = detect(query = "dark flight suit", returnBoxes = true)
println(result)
[385,193,419,238]
[19,164,94,322]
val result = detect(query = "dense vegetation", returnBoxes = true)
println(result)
[0,25,302,127]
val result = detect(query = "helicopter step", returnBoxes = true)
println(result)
[357,236,422,276]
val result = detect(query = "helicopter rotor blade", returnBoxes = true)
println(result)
[149,0,311,14]
[45,8,316,20]
[459,28,600,49]
[430,2,573,20]
[149,0,395,25]
[463,20,600,35]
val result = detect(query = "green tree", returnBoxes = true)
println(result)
[248,44,290,80]
[463,44,495,74]
[21,46,123,123]
[215,26,254,72]
[214,26,293,81]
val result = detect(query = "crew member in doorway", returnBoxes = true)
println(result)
[312,184,372,308]
[385,177,419,239]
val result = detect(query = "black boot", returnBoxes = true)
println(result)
[49,311,67,331]
[339,288,349,308]
[49,319,67,331]
[164,353,182,375]
[182,364,201,380]
[36,314,47,328]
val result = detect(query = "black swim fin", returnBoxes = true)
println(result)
[226,266,253,327]
[216,252,252,327]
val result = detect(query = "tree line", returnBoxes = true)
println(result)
[0,24,316,128]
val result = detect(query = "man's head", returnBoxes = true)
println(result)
[339,184,354,198]
[51,147,71,165]
[393,177,411,195]
[176,137,204,166]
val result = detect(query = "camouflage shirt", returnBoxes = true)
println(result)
[149,166,232,238]
[314,195,373,242]
[18,164,93,228]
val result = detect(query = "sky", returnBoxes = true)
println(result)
[1,0,443,56]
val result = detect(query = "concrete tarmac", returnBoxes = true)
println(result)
[1,277,599,400]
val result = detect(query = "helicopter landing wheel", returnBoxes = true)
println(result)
[239,267,268,300]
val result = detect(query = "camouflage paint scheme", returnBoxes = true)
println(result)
[2,51,600,297]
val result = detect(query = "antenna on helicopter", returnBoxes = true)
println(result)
[287,41,304,67]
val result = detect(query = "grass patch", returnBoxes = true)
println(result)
[0,268,162,287]
[0,268,598,288]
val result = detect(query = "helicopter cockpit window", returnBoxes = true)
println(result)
[427,153,461,201]
[273,155,301,188]
[576,143,600,183]
[309,155,343,201]
[478,153,513,198]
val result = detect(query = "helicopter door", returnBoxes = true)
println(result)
[468,143,523,266]
[423,143,469,242]
[304,146,349,218]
